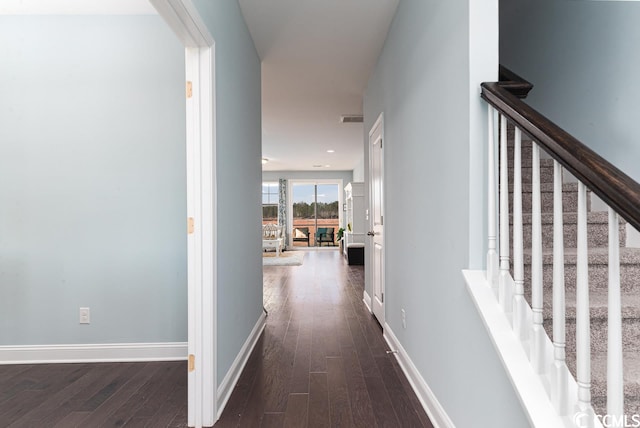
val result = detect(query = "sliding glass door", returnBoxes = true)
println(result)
[291,182,341,247]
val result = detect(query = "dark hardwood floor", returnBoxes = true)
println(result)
[215,249,433,428]
[0,360,187,427]
[0,249,432,428]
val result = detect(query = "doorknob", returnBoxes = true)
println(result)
[367,231,376,236]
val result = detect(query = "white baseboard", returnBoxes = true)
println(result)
[216,311,267,419]
[363,290,372,313]
[0,342,187,364]
[383,325,455,428]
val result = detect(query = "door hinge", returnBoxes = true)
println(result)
[187,217,195,234]
[186,81,193,99]
[380,138,383,149]
[381,215,383,226]
[381,292,384,303]
[188,354,195,372]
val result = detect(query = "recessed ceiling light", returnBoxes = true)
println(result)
[261,158,269,164]
[325,165,331,168]
[327,149,335,153]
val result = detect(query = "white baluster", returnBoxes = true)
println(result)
[608,208,624,419]
[550,160,568,415]
[576,182,594,426]
[530,143,545,373]
[487,105,498,292]
[499,116,512,314]
[512,128,527,340]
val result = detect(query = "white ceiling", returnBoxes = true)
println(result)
[2,0,399,172]
[238,0,399,172]
[0,0,156,15]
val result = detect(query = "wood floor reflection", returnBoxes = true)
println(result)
[215,249,434,428]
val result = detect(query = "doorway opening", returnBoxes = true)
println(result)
[289,180,343,248]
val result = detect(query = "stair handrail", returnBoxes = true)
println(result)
[481,67,640,233]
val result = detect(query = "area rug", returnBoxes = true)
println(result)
[263,251,305,266]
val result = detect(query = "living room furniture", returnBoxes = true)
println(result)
[292,227,310,246]
[262,224,283,257]
[344,182,365,256]
[315,227,335,246]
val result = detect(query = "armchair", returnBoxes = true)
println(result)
[315,227,335,246]
[292,227,310,246]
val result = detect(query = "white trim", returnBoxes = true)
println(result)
[150,1,216,427]
[463,269,594,428]
[0,342,187,365]
[368,112,385,325]
[362,290,373,314]
[383,326,455,428]
[216,312,267,419]
[150,0,213,47]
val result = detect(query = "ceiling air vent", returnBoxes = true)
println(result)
[340,115,363,123]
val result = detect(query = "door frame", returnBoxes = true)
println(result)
[368,113,385,325]
[150,1,216,426]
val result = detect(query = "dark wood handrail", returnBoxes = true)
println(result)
[498,65,534,99]
[481,71,640,233]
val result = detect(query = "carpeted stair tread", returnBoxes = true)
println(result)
[512,211,626,248]
[507,157,554,169]
[565,352,640,416]
[540,289,640,320]
[536,289,640,354]
[510,182,581,193]
[516,211,620,225]
[522,247,640,292]
[509,182,589,213]
[524,247,640,265]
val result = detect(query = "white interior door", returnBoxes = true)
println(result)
[369,114,385,325]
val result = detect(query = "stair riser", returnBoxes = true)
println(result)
[512,221,625,249]
[591,397,639,423]
[506,145,534,162]
[523,263,640,292]
[541,319,640,353]
[509,189,584,213]
[508,165,554,184]
[564,356,640,417]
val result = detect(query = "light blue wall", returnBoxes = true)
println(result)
[352,156,365,182]
[501,0,640,182]
[363,0,528,426]
[191,0,264,386]
[0,16,187,345]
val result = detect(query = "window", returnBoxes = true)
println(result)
[291,182,340,246]
[262,182,279,224]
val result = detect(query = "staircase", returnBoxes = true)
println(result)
[508,133,640,417]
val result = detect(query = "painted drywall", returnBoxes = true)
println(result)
[501,0,640,183]
[363,0,528,426]
[190,0,264,387]
[352,155,365,182]
[262,170,353,184]
[0,16,187,345]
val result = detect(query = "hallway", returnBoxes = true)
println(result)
[215,250,433,427]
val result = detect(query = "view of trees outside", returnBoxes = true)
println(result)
[262,182,278,224]
[292,183,340,246]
